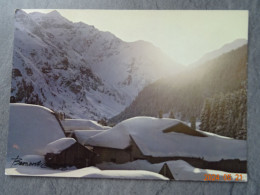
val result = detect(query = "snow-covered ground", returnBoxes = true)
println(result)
[6,155,246,181]
[165,160,247,182]
[86,116,246,161]
[5,166,168,180]
[5,155,168,180]
[97,160,247,182]
[7,103,65,157]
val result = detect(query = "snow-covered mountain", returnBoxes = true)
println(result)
[11,10,182,119]
[189,39,247,67]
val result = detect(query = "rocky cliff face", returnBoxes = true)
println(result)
[11,10,181,119]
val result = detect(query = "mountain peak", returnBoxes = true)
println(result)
[13,9,182,120]
[221,39,247,51]
[15,9,26,15]
[46,10,62,17]
[15,9,30,18]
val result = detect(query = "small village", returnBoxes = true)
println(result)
[5,103,247,181]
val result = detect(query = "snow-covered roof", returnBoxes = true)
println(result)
[74,130,104,145]
[44,138,76,154]
[7,103,65,157]
[86,117,246,161]
[87,117,180,149]
[61,119,111,131]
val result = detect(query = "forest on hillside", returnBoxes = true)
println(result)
[110,45,247,139]
[200,88,247,139]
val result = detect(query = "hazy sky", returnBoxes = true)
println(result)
[24,9,248,65]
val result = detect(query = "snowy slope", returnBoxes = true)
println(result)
[86,117,246,161]
[11,10,182,120]
[7,103,65,157]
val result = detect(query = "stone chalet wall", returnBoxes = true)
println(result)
[93,147,132,164]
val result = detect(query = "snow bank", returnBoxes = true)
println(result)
[5,166,99,177]
[5,156,245,181]
[61,119,111,131]
[5,164,168,180]
[165,160,247,182]
[84,170,168,180]
[74,130,104,145]
[7,103,65,157]
[86,117,246,161]
[44,138,76,154]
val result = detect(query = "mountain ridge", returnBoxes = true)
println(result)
[189,38,247,67]
[11,10,182,120]
[110,43,247,124]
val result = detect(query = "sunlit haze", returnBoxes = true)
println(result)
[24,9,248,65]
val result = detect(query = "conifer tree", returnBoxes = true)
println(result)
[209,96,220,133]
[216,93,226,134]
[200,98,211,131]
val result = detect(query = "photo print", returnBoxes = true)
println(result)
[6,9,248,181]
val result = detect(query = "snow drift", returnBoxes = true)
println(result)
[7,103,65,157]
[6,157,168,180]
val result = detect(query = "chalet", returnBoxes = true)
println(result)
[84,117,247,173]
[89,134,149,164]
[44,138,95,169]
